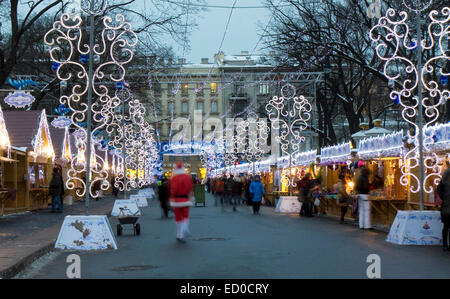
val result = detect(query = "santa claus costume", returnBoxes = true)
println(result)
[169,162,193,243]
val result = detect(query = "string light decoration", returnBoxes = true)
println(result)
[358,131,404,160]
[369,2,450,208]
[265,83,312,193]
[32,109,55,161]
[44,4,138,201]
[236,112,269,174]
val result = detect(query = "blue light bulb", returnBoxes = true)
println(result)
[51,62,60,71]
[80,54,88,64]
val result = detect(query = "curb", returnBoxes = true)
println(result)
[0,240,55,279]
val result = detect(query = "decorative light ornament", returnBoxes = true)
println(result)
[4,91,35,108]
[51,116,72,128]
[61,127,72,163]
[369,3,450,209]
[32,109,54,160]
[265,83,312,193]
[44,9,138,199]
[236,112,269,174]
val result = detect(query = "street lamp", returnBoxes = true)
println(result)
[369,1,449,210]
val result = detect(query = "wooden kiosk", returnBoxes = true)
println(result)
[357,131,408,227]
[3,109,56,213]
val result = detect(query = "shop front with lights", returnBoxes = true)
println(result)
[357,131,409,227]
[4,109,56,212]
[318,142,357,219]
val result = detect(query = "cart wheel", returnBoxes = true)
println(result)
[135,223,141,235]
[117,224,122,236]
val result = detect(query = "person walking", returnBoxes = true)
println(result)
[223,175,234,211]
[215,176,225,207]
[111,176,119,198]
[231,175,243,212]
[438,168,450,251]
[158,177,170,218]
[249,175,265,215]
[245,175,253,206]
[356,167,372,230]
[49,167,64,213]
[57,166,65,209]
[335,174,350,224]
[169,162,193,243]
[298,173,314,217]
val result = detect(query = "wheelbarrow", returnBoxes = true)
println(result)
[117,207,141,236]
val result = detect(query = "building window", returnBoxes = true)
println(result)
[169,156,175,162]
[234,100,247,115]
[196,83,204,95]
[154,101,161,113]
[234,83,245,96]
[182,101,188,113]
[168,101,174,114]
[153,82,161,95]
[211,101,217,113]
[197,101,203,111]
[182,83,189,96]
[210,82,217,95]
[167,83,174,95]
[259,82,269,95]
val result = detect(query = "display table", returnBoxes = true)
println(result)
[369,197,408,227]
[387,210,443,245]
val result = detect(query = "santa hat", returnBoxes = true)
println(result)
[173,162,186,175]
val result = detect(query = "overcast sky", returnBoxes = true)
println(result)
[172,0,272,63]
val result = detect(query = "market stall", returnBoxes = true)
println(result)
[357,130,408,227]
[318,142,356,219]
[4,109,55,211]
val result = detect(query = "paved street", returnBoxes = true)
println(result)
[15,193,450,279]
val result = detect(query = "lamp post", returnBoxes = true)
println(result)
[370,0,449,210]
[45,0,138,215]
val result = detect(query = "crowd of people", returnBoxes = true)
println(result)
[207,174,265,215]
[46,160,450,251]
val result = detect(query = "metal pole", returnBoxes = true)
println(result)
[288,91,292,196]
[416,11,425,211]
[84,0,95,216]
[122,97,127,199]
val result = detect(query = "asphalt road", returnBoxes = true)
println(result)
[16,193,450,279]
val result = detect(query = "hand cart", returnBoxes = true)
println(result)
[117,207,141,236]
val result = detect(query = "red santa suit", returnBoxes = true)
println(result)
[169,162,193,242]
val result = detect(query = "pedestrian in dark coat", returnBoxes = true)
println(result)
[158,178,170,218]
[438,168,450,251]
[111,176,119,198]
[49,167,64,213]
[356,167,372,230]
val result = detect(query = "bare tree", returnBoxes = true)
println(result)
[263,0,449,145]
